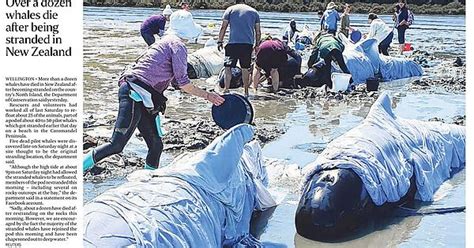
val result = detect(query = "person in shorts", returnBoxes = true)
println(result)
[217,0,261,96]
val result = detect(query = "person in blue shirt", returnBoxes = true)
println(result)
[320,2,340,35]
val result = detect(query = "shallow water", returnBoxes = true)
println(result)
[83,7,465,247]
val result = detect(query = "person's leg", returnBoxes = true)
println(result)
[380,32,393,56]
[91,84,142,167]
[137,110,163,169]
[252,65,261,92]
[239,44,253,96]
[141,29,155,46]
[224,44,238,93]
[397,27,406,55]
[270,68,280,92]
[242,68,251,96]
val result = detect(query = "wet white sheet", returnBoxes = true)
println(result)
[84,124,275,247]
[302,93,465,205]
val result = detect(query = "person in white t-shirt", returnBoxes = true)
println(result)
[366,13,394,55]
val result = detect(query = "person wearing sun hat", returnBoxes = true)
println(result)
[320,2,340,35]
[167,9,203,41]
[82,11,224,173]
[140,5,173,46]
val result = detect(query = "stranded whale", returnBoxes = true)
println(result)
[83,124,276,247]
[303,36,424,88]
[295,93,465,241]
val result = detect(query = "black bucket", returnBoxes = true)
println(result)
[211,93,254,130]
[366,78,379,92]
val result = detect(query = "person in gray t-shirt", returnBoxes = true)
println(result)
[218,0,261,96]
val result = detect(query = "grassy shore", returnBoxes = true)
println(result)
[84,1,465,15]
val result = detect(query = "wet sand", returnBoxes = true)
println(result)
[83,7,465,247]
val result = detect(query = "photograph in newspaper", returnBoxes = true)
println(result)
[82,0,466,247]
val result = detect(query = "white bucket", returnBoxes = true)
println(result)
[330,73,351,92]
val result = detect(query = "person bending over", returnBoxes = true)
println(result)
[367,13,394,55]
[218,0,261,96]
[140,5,173,46]
[253,37,301,93]
[83,11,224,172]
[308,32,351,89]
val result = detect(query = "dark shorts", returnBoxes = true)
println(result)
[224,43,253,69]
[256,49,287,75]
[397,27,407,44]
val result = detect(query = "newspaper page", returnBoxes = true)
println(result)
[2,0,472,247]
[1,0,82,247]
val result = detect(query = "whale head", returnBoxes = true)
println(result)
[295,168,374,241]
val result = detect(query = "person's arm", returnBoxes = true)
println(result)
[218,9,230,50]
[254,22,261,48]
[180,84,224,106]
[308,48,319,68]
[171,44,224,106]
[320,15,325,30]
[218,20,228,51]
[218,20,228,43]
[252,65,261,91]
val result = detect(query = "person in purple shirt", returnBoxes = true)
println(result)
[140,5,173,46]
[83,11,224,173]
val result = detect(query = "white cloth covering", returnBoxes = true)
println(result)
[302,93,465,206]
[84,124,276,247]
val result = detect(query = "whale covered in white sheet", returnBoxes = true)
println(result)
[340,35,424,84]
[83,124,276,247]
[187,46,224,79]
[296,93,465,240]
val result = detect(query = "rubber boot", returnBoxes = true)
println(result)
[144,164,157,170]
[83,150,95,172]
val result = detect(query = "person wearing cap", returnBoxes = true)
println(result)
[83,11,224,173]
[366,13,394,55]
[320,2,340,35]
[218,0,261,96]
[253,37,301,93]
[339,4,352,37]
[282,19,300,46]
[307,32,351,89]
[140,5,173,46]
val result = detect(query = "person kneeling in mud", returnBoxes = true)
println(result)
[307,32,351,89]
[83,11,225,172]
[253,36,302,93]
